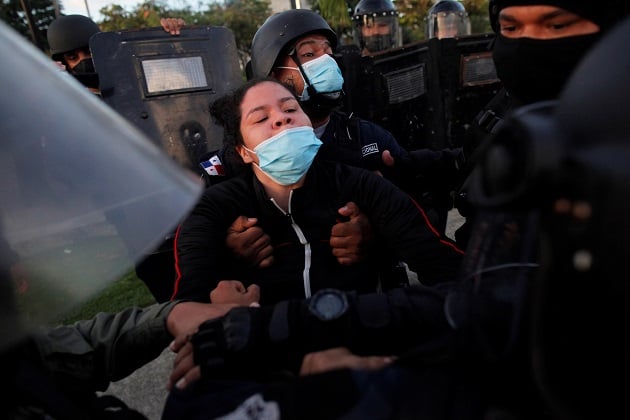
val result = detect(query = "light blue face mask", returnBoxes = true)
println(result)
[277,54,344,101]
[245,126,322,186]
[301,54,344,100]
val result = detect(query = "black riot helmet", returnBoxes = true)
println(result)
[47,14,101,62]
[250,9,342,120]
[352,0,401,53]
[249,9,337,79]
[425,0,471,39]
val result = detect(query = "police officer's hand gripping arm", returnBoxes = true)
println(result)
[226,202,374,268]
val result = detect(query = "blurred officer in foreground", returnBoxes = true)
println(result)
[0,18,234,418]
[164,15,630,419]
[425,0,472,39]
[352,0,402,54]
[453,0,630,249]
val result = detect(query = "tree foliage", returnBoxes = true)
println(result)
[0,0,57,51]
[99,2,173,31]
[199,0,271,66]
[99,0,270,68]
[312,0,352,40]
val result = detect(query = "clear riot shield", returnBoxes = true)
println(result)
[90,26,243,175]
[336,33,502,151]
[0,20,202,350]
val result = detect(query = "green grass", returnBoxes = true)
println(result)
[12,231,159,326]
[59,270,156,324]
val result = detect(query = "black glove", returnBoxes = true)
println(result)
[190,291,361,381]
[191,307,270,379]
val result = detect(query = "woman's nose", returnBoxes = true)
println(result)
[273,114,291,127]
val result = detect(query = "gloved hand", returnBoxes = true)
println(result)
[189,292,362,381]
[191,306,270,380]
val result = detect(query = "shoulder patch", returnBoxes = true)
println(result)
[361,143,380,157]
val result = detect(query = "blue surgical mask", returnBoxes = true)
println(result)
[244,126,322,186]
[277,54,344,101]
[301,54,344,100]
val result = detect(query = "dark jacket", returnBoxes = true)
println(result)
[173,158,464,305]
[317,110,408,172]
[454,88,517,248]
[141,112,426,304]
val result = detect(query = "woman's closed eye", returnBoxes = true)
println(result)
[282,106,298,114]
[246,111,268,124]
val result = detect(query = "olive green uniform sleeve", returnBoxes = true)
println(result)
[31,301,179,391]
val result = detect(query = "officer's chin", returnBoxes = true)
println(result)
[321,92,341,100]
[301,93,343,119]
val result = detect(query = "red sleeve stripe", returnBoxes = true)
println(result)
[410,196,465,255]
[170,224,183,301]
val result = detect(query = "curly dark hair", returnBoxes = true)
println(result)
[209,77,296,149]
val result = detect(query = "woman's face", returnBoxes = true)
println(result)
[238,81,312,164]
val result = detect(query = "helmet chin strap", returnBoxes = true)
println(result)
[290,51,318,99]
[288,51,343,117]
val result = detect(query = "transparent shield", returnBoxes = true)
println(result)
[0,20,203,350]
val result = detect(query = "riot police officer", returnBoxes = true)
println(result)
[46,14,185,95]
[1,16,216,418]
[352,0,402,54]
[425,0,472,39]
[453,0,630,249]
[47,14,101,93]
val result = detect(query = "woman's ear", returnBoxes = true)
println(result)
[237,145,254,164]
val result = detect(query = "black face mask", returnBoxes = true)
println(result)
[492,33,600,104]
[300,92,344,121]
[69,58,100,90]
[363,34,392,53]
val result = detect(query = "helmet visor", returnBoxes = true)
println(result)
[428,12,472,39]
[354,15,400,53]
